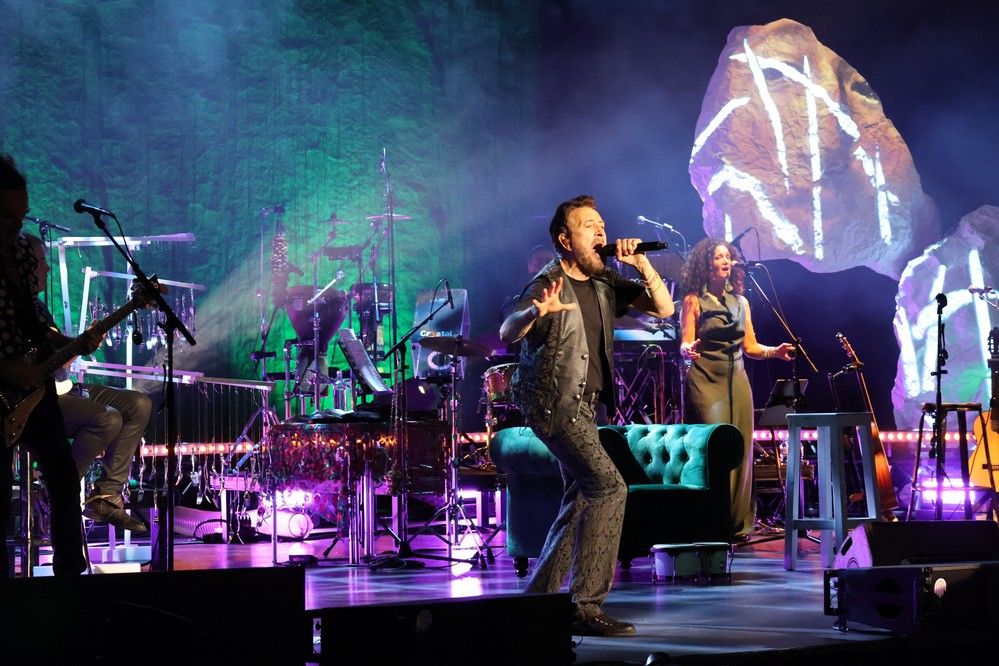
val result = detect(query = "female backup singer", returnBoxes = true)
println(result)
[677,237,795,540]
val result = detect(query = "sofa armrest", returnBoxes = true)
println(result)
[489,427,560,477]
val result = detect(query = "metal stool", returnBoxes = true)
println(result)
[907,402,984,520]
[784,412,882,570]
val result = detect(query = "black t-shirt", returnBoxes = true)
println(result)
[567,276,604,393]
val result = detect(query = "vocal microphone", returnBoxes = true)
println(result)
[73,199,115,218]
[598,241,668,257]
[636,215,675,232]
[730,261,763,270]
[969,285,995,295]
[730,227,753,248]
[444,279,454,310]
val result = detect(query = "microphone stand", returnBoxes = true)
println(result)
[84,209,196,572]
[742,268,817,388]
[740,267,816,547]
[930,293,949,519]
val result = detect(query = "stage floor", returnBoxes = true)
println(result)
[52,524,963,665]
[12,515,995,665]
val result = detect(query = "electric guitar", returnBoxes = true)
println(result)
[0,277,160,448]
[836,332,899,514]
[970,327,999,488]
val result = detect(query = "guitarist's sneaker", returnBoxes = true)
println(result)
[83,494,148,533]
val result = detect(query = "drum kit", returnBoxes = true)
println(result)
[256,205,416,414]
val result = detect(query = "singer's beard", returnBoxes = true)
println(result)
[577,251,605,277]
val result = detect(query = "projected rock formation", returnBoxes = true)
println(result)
[892,204,999,430]
[689,18,940,279]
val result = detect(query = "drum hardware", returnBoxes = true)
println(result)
[322,245,363,260]
[410,338,493,566]
[415,335,492,359]
[349,282,394,361]
[376,280,486,568]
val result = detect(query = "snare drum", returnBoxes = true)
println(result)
[482,363,518,405]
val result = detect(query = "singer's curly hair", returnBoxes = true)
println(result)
[678,237,745,297]
[0,154,27,192]
[549,194,596,257]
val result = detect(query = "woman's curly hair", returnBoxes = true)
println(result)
[678,237,745,297]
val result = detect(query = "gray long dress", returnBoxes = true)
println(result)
[682,287,755,537]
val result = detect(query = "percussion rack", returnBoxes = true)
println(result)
[55,233,196,336]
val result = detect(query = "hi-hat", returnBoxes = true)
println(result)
[417,336,491,357]
[365,213,412,221]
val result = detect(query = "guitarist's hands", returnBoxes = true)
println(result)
[77,326,105,355]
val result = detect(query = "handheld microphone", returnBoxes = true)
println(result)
[969,285,995,295]
[444,279,454,309]
[598,241,668,257]
[73,199,115,218]
[730,227,753,249]
[636,215,675,232]
[730,261,763,270]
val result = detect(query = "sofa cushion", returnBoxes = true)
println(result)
[606,423,743,488]
[598,427,653,485]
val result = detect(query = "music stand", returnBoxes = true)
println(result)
[758,378,808,430]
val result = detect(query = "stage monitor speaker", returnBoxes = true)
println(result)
[411,287,471,381]
[834,520,999,569]
[313,592,573,665]
[0,567,308,665]
[829,562,999,633]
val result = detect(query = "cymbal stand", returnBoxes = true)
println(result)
[382,290,482,568]
[416,355,489,566]
[380,147,399,368]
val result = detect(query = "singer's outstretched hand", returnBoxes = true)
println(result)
[533,277,577,318]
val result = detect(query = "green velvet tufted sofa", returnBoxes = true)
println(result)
[489,423,745,577]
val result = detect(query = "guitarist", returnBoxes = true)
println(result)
[0,154,103,577]
[23,233,151,533]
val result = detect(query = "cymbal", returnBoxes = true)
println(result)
[417,335,492,358]
[365,214,413,221]
[322,245,362,260]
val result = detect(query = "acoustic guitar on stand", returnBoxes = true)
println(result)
[836,332,899,516]
[970,327,999,489]
[0,276,161,448]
